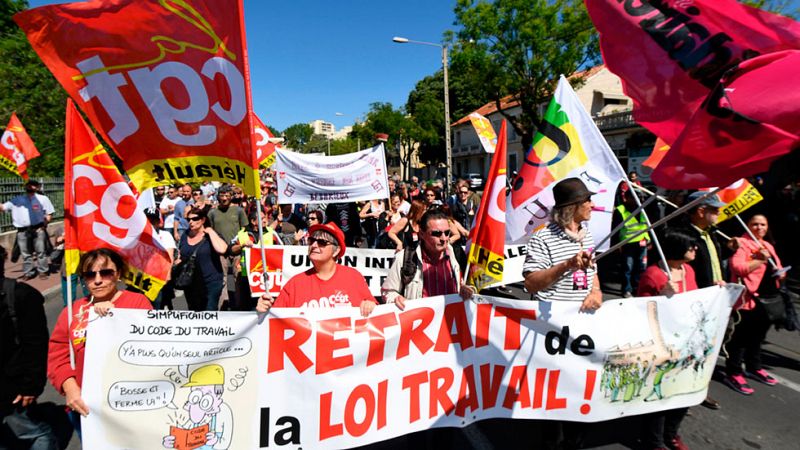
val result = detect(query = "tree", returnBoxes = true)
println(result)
[348,102,421,178]
[451,0,600,151]
[0,0,69,176]
[281,123,313,151]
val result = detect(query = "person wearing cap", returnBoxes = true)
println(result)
[0,180,55,280]
[257,222,376,317]
[380,208,474,310]
[670,190,738,411]
[522,177,601,449]
[162,364,232,449]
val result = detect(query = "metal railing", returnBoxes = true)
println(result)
[594,110,637,131]
[0,177,64,232]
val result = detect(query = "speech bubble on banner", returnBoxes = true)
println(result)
[108,380,177,411]
[118,338,252,377]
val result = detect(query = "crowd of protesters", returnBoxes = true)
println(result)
[2,167,800,450]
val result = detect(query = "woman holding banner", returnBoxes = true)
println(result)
[724,214,785,394]
[637,229,698,450]
[48,248,152,437]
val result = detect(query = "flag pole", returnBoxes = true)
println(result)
[732,214,779,270]
[597,188,723,259]
[66,273,75,370]
[591,194,657,255]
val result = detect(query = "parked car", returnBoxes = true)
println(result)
[466,173,484,190]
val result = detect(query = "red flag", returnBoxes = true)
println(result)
[64,99,171,300]
[15,0,259,195]
[0,113,40,179]
[253,113,281,168]
[641,137,669,174]
[585,0,800,188]
[467,120,507,290]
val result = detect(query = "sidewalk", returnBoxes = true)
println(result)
[5,258,62,300]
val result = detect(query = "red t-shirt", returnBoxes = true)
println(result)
[274,264,375,308]
[637,264,698,297]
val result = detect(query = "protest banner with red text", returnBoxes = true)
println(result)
[64,100,171,299]
[585,0,800,189]
[15,0,260,195]
[81,285,742,449]
[467,120,507,290]
[0,113,40,179]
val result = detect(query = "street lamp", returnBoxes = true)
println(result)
[392,36,452,193]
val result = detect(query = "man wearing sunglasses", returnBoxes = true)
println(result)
[258,222,376,317]
[381,209,474,310]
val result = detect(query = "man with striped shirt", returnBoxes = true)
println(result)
[523,177,603,310]
[382,209,474,310]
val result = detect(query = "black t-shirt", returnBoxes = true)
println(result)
[178,233,224,283]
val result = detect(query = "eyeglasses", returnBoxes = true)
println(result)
[188,216,203,222]
[82,268,117,280]
[428,229,452,238]
[308,237,334,247]
[308,217,319,222]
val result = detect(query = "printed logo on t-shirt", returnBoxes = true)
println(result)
[302,291,352,308]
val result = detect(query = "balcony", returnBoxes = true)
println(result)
[594,110,638,131]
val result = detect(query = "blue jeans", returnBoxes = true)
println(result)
[621,243,646,295]
[17,228,48,276]
[1,408,60,450]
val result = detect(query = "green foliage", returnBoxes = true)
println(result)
[281,123,313,151]
[739,0,798,17]
[451,0,600,150]
[0,0,68,177]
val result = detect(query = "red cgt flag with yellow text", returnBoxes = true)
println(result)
[15,0,260,195]
[0,113,40,179]
[467,120,508,291]
[64,100,171,300]
[253,113,281,168]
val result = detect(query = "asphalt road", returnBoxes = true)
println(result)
[36,282,800,449]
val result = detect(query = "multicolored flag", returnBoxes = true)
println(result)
[253,113,281,168]
[64,100,171,300]
[700,179,763,224]
[0,113,40,179]
[15,0,260,195]
[640,137,669,176]
[507,76,626,250]
[585,0,800,189]
[466,120,507,291]
[468,112,497,153]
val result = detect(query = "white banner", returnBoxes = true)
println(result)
[274,144,389,204]
[82,285,741,449]
[243,245,529,297]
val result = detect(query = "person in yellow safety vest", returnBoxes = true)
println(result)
[613,189,651,297]
[162,364,233,450]
[228,211,282,310]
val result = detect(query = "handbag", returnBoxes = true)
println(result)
[754,264,786,323]
[172,235,205,290]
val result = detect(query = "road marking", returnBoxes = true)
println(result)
[769,373,800,394]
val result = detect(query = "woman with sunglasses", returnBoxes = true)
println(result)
[296,210,324,246]
[48,248,152,435]
[257,222,376,317]
[636,229,699,450]
[177,207,228,311]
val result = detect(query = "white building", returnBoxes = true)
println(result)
[309,119,334,138]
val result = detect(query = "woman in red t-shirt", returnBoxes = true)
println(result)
[637,229,699,450]
[257,222,376,317]
[48,248,152,437]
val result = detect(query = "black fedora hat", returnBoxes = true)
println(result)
[552,178,596,208]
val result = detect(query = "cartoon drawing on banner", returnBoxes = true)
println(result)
[161,364,234,450]
[600,301,716,403]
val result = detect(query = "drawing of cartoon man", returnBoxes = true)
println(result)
[162,364,233,449]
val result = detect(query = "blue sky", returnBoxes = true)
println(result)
[28,0,459,132]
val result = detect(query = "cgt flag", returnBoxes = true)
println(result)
[507,76,625,249]
[585,0,800,189]
[0,113,40,179]
[253,113,281,168]
[466,120,507,291]
[64,100,171,300]
[15,0,260,195]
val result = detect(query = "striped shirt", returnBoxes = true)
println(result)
[522,222,596,302]
[421,251,458,297]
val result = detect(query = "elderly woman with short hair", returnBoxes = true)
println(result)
[257,222,376,317]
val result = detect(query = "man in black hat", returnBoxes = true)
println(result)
[522,177,602,310]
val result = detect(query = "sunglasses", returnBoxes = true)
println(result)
[83,268,117,280]
[308,217,319,222]
[192,192,202,196]
[459,191,469,195]
[308,237,334,247]
[188,216,203,222]
[429,229,452,238]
